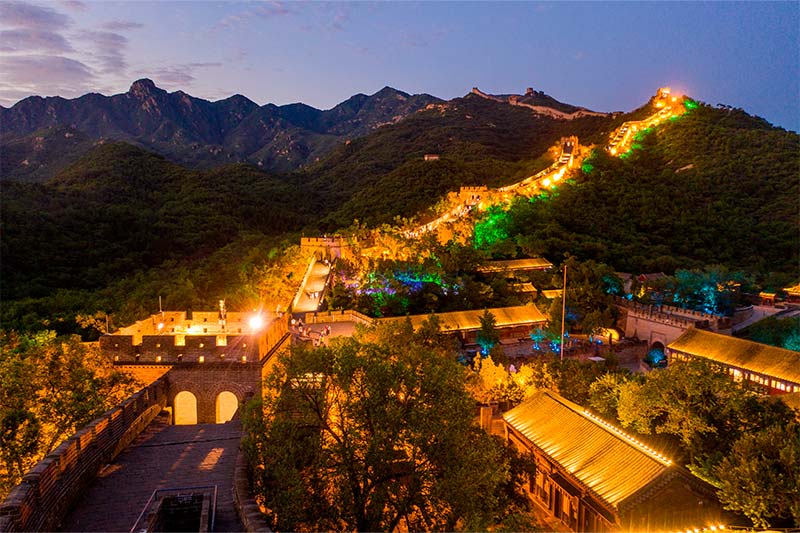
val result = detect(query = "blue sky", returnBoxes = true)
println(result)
[1,1,798,131]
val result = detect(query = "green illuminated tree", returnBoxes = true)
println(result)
[244,322,538,532]
[477,309,500,356]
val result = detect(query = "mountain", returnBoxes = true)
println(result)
[3,85,796,337]
[0,80,441,180]
[302,92,617,228]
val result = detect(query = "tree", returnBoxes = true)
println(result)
[0,330,137,496]
[244,322,536,532]
[466,355,523,406]
[588,373,634,420]
[716,422,800,528]
[477,309,500,356]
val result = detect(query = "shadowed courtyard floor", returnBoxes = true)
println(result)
[60,418,243,532]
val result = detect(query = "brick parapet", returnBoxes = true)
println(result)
[233,445,273,532]
[0,380,167,532]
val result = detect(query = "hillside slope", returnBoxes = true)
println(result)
[303,93,616,228]
[476,104,799,277]
[0,142,310,300]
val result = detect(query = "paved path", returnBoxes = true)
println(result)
[60,419,243,532]
[731,305,785,333]
[294,261,331,313]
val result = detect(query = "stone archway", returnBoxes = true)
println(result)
[174,390,198,425]
[215,391,239,423]
[646,341,667,368]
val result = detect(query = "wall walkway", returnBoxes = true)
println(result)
[60,419,243,532]
[0,380,167,532]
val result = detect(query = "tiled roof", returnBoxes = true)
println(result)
[503,391,672,508]
[668,329,800,384]
[381,304,546,332]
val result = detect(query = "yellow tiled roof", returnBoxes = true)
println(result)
[477,257,553,272]
[668,329,800,384]
[503,391,672,508]
[381,304,546,332]
[540,289,563,299]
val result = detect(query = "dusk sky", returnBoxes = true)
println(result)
[0,1,797,131]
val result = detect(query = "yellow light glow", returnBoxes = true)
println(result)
[542,178,551,187]
[610,148,617,155]
[249,315,264,331]
[157,322,164,331]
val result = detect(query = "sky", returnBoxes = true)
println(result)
[0,1,798,131]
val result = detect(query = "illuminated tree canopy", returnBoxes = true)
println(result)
[244,321,538,532]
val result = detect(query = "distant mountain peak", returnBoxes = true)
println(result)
[128,78,164,98]
[373,86,409,99]
[470,86,608,119]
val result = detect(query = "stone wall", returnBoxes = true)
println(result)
[165,363,262,424]
[300,236,353,261]
[0,380,167,532]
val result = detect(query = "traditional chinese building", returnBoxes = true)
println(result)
[504,391,723,532]
[381,304,547,346]
[667,329,800,394]
[100,307,289,424]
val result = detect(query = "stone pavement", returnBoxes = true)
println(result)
[293,261,331,313]
[60,417,243,532]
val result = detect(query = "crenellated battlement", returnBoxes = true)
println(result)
[0,380,168,532]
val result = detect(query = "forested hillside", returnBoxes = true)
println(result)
[1,143,310,301]
[303,93,615,227]
[473,104,799,280]
[1,95,797,337]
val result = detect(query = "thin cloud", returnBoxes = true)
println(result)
[0,1,72,30]
[0,54,95,103]
[81,30,129,74]
[219,1,291,28]
[0,29,75,53]
[61,0,87,12]
[102,20,144,31]
[145,63,223,89]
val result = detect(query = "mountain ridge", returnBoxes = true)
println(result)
[1,80,596,180]
[0,79,442,179]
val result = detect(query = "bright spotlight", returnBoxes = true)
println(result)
[249,315,264,331]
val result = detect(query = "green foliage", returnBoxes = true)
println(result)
[545,257,619,337]
[0,331,137,496]
[1,143,310,303]
[604,358,797,516]
[244,322,538,532]
[473,206,511,251]
[715,422,800,528]
[477,310,500,355]
[737,315,800,350]
[486,105,799,279]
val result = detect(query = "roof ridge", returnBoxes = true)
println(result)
[542,391,674,466]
